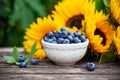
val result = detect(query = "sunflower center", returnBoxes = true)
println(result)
[95,29,106,46]
[66,15,84,30]
[110,14,120,27]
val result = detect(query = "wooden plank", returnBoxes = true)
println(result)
[0,52,120,67]
[0,50,120,69]
[0,47,24,53]
[0,57,120,68]
[0,74,120,80]
[0,48,120,80]
[0,67,120,75]
[0,61,120,69]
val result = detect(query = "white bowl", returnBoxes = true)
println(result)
[42,39,89,65]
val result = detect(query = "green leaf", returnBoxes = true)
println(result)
[25,0,47,17]
[99,46,117,63]
[16,62,20,65]
[6,61,15,64]
[94,0,104,11]
[94,0,109,14]
[5,30,24,46]
[103,0,110,8]
[4,56,15,61]
[25,42,38,63]
[0,29,4,43]
[41,0,62,13]
[12,46,19,61]
[8,0,35,32]
[20,4,35,32]
[4,56,16,64]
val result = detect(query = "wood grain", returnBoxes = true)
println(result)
[0,74,120,80]
[0,48,120,80]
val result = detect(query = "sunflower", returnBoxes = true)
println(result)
[86,20,115,54]
[23,16,58,59]
[110,0,120,25]
[113,26,120,55]
[52,0,96,32]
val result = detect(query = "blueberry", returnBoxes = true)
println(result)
[19,62,27,68]
[63,39,70,44]
[47,32,54,38]
[47,38,54,43]
[44,36,49,42]
[52,36,57,41]
[19,54,24,57]
[54,31,61,38]
[74,31,81,37]
[45,36,56,43]
[31,59,39,65]
[86,62,95,71]
[67,35,73,43]
[73,37,81,43]
[60,31,68,38]
[80,35,86,42]
[68,32,74,37]
[60,27,66,31]
[18,54,25,62]
[57,38,64,44]
[52,41,57,44]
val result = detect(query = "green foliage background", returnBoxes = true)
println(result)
[0,0,62,47]
[0,0,109,47]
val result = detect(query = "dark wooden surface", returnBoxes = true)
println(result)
[0,48,120,80]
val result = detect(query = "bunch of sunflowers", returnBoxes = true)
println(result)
[23,0,120,63]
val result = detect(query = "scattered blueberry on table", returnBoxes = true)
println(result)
[43,27,86,44]
[19,62,27,68]
[86,62,96,71]
[18,54,25,62]
[31,59,39,65]
[17,54,39,68]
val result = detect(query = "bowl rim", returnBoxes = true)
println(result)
[41,39,89,49]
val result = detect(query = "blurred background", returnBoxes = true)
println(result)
[0,0,62,47]
[0,0,108,47]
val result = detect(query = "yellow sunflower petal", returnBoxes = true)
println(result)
[32,49,46,60]
[86,20,114,54]
[110,0,120,24]
[23,16,58,59]
[52,0,96,32]
[113,26,120,55]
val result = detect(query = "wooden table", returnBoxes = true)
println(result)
[0,48,120,80]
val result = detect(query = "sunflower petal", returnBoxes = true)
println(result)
[23,16,58,59]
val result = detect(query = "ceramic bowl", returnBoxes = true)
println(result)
[42,39,89,65]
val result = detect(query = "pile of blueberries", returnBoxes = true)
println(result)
[18,54,39,68]
[43,27,86,44]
